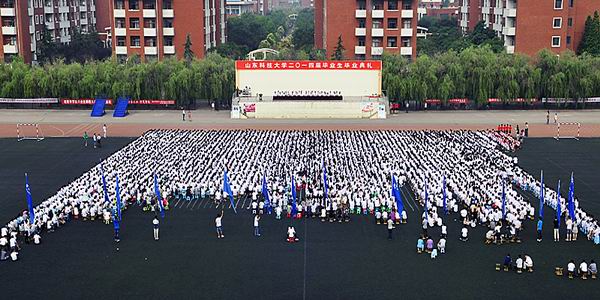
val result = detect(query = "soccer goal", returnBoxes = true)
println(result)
[555,122,580,140]
[17,123,44,141]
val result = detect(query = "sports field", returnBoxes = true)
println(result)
[0,136,598,299]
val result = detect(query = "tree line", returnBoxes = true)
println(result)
[0,53,234,107]
[1,47,600,107]
[383,47,600,106]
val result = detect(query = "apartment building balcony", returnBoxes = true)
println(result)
[115,28,126,36]
[355,9,366,18]
[60,20,70,28]
[502,27,515,36]
[504,8,516,17]
[44,6,53,14]
[80,18,88,25]
[80,5,87,12]
[144,28,156,36]
[506,45,515,54]
[59,6,69,13]
[372,10,384,18]
[60,35,71,43]
[28,7,33,16]
[460,6,468,13]
[162,9,174,18]
[164,45,175,54]
[355,27,366,36]
[482,7,490,14]
[3,44,18,54]
[371,47,383,56]
[460,19,467,28]
[114,9,126,18]
[144,46,157,55]
[1,7,16,17]
[400,46,412,56]
[143,9,156,18]
[2,26,17,35]
[91,4,96,11]
[494,7,503,15]
[401,9,413,18]
[45,22,55,29]
[115,46,127,54]
[163,27,174,36]
[493,23,502,32]
[372,28,384,37]
[29,25,34,34]
[354,45,366,54]
[400,28,413,37]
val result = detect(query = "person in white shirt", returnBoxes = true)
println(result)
[10,251,18,261]
[524,254,533,272]
[387,218,394,240]
[515,255,524,273]
[579,260,588,279]
[275,205,282,220]
[567,260,576,278]
[103,124,107,139]
[437,238,446,254]
[287,226,297,243]
[460,226,468,242]
[152,216,160,241]
[215,210,224,239]
[33,233,41,245]
[253,215,261,237]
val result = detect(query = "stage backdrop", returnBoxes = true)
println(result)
[235,60,382,99]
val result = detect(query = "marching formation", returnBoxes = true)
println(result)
[2,129,600,262]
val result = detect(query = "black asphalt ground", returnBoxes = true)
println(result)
[0,136,599,299]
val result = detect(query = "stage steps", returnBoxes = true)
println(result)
[113,97,129,118]
[90,99,107,117]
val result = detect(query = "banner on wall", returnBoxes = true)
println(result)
[0,98,58,104]
[61,99,114,105]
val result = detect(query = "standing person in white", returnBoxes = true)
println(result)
[254,215,261,237]
[102,124,107,139]
[152,216,160,241]
[216,210,224,238]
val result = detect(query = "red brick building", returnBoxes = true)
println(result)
[0,0,99,63]
[110,0,225,61]
[458,0,600,56]
[315,0,418,60]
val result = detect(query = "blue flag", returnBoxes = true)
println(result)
[392,175,404,213]
[25,173,35,224]
[101,163,110,203]
[556,179,561,226]
[501,179,506,219]
[323,161,329,209]
[568,173,576,221]
[442,174,447,215]
[262,174,271,214]
[223,170,237,214]
[291,175,297,216]
[539,170,544,219]
[115,174,122,222]
[424,176,429,225]
[154,172,165,218]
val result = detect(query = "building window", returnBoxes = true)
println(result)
[357,0,366,10]
[116,36,126,46]
[553,17,562,28]
[144,37,156,46]
[568,17,573,27]
[388,18,398,29]
[388,0,398,10]
[387,37,397,47]
[143,0,155,9]
[569,0,574,7]
[402,19,411,29]
[358,19,366,28]
[372,19,382,28]
[358,37,365,46]
[115,18,125,28]
[554,0,563,9]
[162,0,172,9]
[402,0,412,10]
[129,0,139,10]
[115,0,125,9]
[35,15,39,24]
[129,18,140,29]
[163,36,173,46]
[566,35,571,45]
[552,36,561,47]
[163,18,173,28]
[130,36,141,47]
[372,0,383,10]
[401,37,411,47]
[144,18,156,28]
[372,38,382,47]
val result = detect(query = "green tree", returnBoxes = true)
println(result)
[578,11,600,55]
[292,8,314,51]
[331,35,345,60]
[184,34,194,65]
